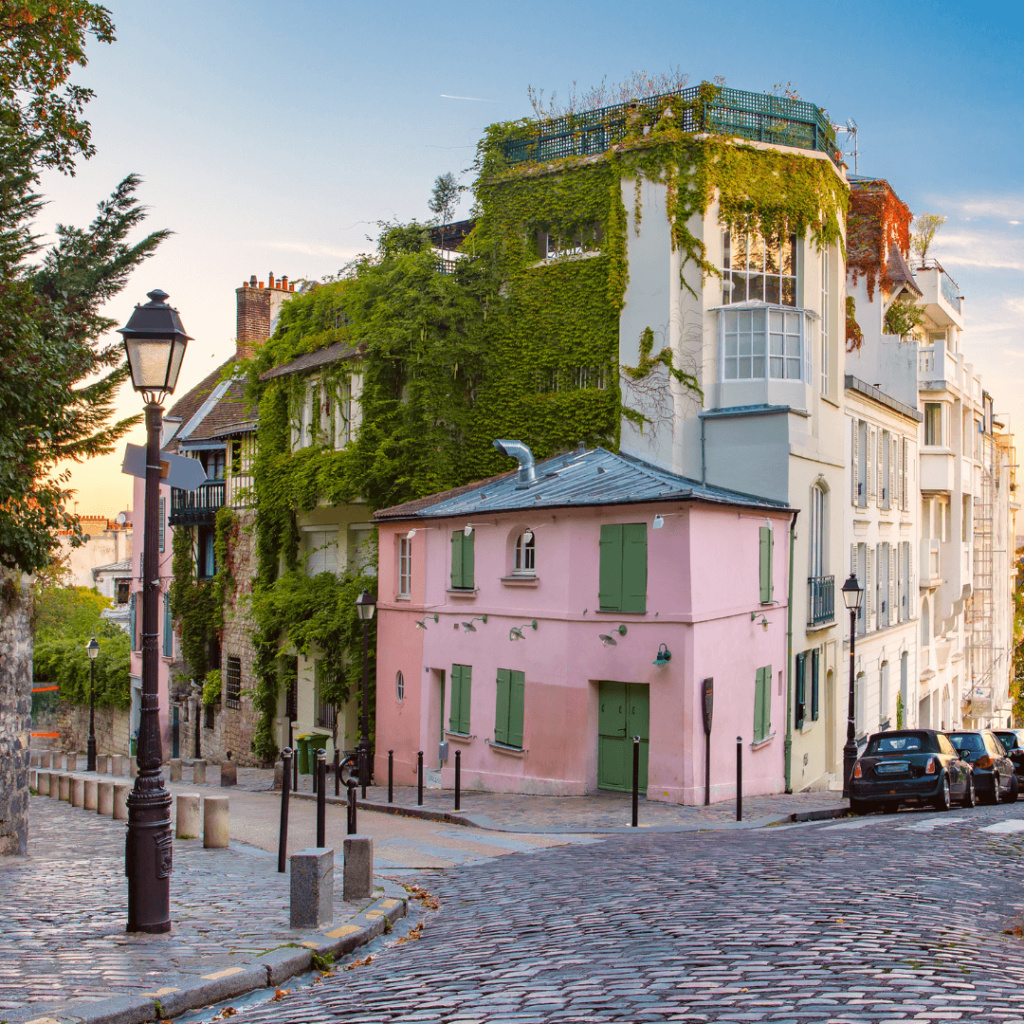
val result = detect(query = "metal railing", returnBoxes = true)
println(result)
[169,481,225,524]
[503,86,838,167]
[807,575,835,626]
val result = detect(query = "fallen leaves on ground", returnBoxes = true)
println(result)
[210,1009,237,1021]
[1004,925,1024,937]
[271,988,291,1001]
[345,954,374,971]
[404,883,439,910]
[394,922,425,945]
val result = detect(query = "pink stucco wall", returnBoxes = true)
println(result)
[374,501,791,804]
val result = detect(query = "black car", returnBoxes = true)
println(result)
[993,729,1024,780]
[946,730,1019,804]
[849,729,974,814]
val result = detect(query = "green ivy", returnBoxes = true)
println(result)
[202,667,221,706]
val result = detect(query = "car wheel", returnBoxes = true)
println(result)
[850,798,870,816]
[933,775,952,812]
[1007,774,1020,804]
[963,774,977,808]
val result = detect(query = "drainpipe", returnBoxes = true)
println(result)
[784,508,799,794]
[700,416,707,488]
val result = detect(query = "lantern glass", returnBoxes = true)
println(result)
[355,589,376,622]
[86,636,99,660]
[125,335,187,394]
[840,573,864,612]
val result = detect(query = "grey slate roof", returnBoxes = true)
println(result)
[92,558,132,576]
[375,446,789,522]
[886,245,923,296]
[259,342,358,381]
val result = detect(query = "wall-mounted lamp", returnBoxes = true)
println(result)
[750,612,769,631]
[653,643,672,666]
[509,620,538,641]
[461,615,488,633]
[415,614,439,630]
[599,624,628,646]
[652,513,681,529]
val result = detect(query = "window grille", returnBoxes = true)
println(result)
[225,657,242,709]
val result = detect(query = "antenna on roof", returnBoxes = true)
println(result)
[831,118,859,174]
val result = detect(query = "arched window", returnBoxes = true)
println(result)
[396,671,405,702]
[809,483,827,580]
[514,532,536,576]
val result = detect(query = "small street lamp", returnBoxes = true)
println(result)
[118,289,190,934]
[354,589,377,793]
[86,637,99,771]
[840,572,864,799]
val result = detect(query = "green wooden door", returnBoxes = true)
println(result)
[598,681,649,793]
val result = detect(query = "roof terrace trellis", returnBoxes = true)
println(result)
[502,86,839,167]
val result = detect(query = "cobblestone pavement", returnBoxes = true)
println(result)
[221,801,1024,1024]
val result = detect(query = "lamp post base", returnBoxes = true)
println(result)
[842,740,858,799]
[125,773,173,933]
[86,735,97,773]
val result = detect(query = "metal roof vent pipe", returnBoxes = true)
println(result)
[493,439,537,488]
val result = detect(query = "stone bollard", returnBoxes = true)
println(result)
[66,751,77,771]
[30,752,39,768]
[111,754,123,776]
[220,753,237,787]
[98,781,114,816]
[40,752,52,769]
[290,848,334,929]
[203,795,229,848]
[37,771,50,796]
[169,758,182,783]
[96,754,108,775]
[71,777,85,808]
[112,783,130,820]
[176,794,201,839]
[59,774,71,802]
[84,778,98,811]
[30,768,37,791]
[343,836,374,901]
[193,759,207,785]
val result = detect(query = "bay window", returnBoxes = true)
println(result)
[722,230,798,306]
[721,307,811,382]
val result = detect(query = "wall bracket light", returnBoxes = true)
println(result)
[750,612,769,631]
[461,615,488,633]
[509,620,538,641]
[653,643,672,666]
[598,624,628,646]
[415,614,439,630]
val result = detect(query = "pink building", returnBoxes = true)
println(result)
[374,442,794,805]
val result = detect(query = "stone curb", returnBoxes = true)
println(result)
[23,894,406,1024]
[290,789,479,828]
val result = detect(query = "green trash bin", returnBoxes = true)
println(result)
[296,735,313,775]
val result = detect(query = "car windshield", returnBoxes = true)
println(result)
[995,732,1018,750]
[947,733,985,752]
[865,733,930,755]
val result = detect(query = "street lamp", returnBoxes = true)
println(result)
[86,637,99,771]
[840,572,864,799]
[354,589,376,793]
[118,289,191,934]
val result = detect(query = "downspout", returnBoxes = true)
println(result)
[700,415,707,488]
[784,508,799,794]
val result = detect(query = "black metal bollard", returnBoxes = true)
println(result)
[388,749,394,803]
[312,748,318,795]
[346,778,357,834]
[632,735,641,827]
[736,736,743,822]
[417,750,424,806]
[316,749,326,848]
[333,749,340,797]
[278,748,292,873]
[292,736,298,792]
[360,747,368,800]
[454,749,461,811]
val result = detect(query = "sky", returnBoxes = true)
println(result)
[41,0,1024,516]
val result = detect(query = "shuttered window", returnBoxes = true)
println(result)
[159,496,166,553]
[162,593,173,658]
[810,648,820,721]
[754,665,772,742]
[759,525,774,604]
[129,593,137,652]
[495,668,525,748]
[598,523,647,613]
[795,652,806,729]
[449,664,472,734]
[450,530,475,590]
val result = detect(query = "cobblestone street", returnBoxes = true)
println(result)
[222,801,1024,1024]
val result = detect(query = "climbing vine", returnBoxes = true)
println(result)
[847,178,912,300]
[846,296,864,352]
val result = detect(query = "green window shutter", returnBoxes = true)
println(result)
[458,664,472,734]
[753,667,765,742]
[811,648,820,721]
[508,670,525,748]
[759,526,774,603]
[762,665,772,740]
[495,669,511,745]
[621,523,648,613]
[450,531,463,589]
[462,531,475,589]
[449,664,462,733]
[598,524,624,611]
[795,652,806,729]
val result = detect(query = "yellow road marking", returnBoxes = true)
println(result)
[141,987,180,997]
[322,923,361,939]
[201,967,245,980]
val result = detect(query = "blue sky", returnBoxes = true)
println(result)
[46,0,1023,514]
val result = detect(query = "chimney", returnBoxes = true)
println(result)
[236,270,297,360]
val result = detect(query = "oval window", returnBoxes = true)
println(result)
[396,670,405,702]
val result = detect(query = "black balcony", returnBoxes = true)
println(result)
[808,575,835,627]
[168,481,225,526]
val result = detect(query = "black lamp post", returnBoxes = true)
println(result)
[354,589,377,788]
[118,289,190,934]
[840,572,864,798]
[86,637,99,771]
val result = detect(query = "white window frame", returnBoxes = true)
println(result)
[303,526,339,576]
[809,483,826,579]
[398,535,412,597]
[513,532,536,576]
[722,229,799,306]
[718,305,814,383]
[820,248,830,396]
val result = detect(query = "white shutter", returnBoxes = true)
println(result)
[866,546,873,628]
[877,430,884,505]
[867,428,875,502]
[907,541,914,609]
[803,316,812,384]
[888,543,895,627]
[896,543,904,621]
[890,437,897,512]
[851,543,858,576]
[851,419,858,507]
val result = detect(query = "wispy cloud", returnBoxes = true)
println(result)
[440,94,494,102]
[938,196,1024,222]
[263,240,360,260]
[933,229,1024,272]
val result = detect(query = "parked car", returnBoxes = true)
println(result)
[946,730,1019,804]
[993,729,1024,780]
[849,730,974,814]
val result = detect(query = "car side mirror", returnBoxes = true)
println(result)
[958,750,971,760]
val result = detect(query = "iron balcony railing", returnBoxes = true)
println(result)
[168,480,225,526]
[808,575,835,627]
[503,86,839,167]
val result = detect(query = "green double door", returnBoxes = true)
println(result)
[598,681,649,793]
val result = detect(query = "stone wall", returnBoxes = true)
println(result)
[0,574,32,855]
[33,703,132,757]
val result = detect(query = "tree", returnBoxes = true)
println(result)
[0,2,168,575]
[911,212,946,265]
[428,172,463,254]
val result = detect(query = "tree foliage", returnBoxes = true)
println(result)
[911,211,946,264]
[0,2,168,575]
